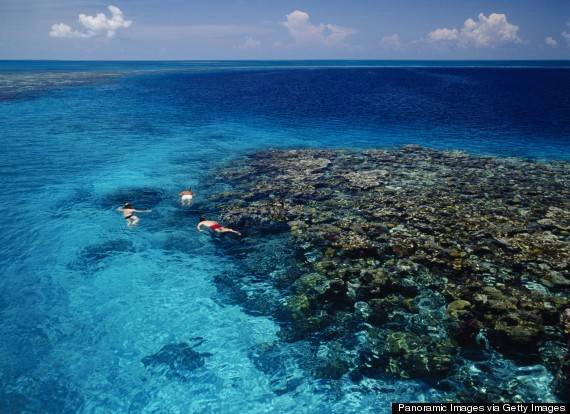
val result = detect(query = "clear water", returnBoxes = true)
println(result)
[0,61,569,413]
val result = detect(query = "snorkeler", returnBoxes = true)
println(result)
[179,189,194,206]
[117,202,152,226]
[197,216,241,237]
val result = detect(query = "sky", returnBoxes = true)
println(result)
[1,0,570,60]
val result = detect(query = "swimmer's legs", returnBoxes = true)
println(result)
[218,229,242,237]
[127,215,140,226]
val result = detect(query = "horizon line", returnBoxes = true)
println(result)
[1,58,570,62]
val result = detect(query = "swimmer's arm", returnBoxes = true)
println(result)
[116,207,124,212]
[135,209,152,213]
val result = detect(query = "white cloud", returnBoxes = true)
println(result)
[428,13,521,48]
[381,33,402,49]
[78,5,131,37]
[281,10,356,47]
[49,23,89,38]
[563,31,570,46]
[49,5,131,39]
[545,36,558,47]
[428,28,459,42]
[238,36,260,50]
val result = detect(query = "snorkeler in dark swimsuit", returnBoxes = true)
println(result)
[117,202,152,226]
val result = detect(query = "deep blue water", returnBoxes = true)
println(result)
[0,61,569,413]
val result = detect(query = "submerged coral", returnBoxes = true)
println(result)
[142,339,212,380]
[207,146,570,400]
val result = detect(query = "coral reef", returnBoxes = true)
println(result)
[208,146,570,400]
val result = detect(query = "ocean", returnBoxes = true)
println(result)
[0,61,569,412]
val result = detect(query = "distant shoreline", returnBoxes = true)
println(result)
[1,59,570,69]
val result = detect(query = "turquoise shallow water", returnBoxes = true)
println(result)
[0,61,569,412]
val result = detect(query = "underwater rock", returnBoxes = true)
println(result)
[70,239,136,272]
[358,329,455,379]
[313,341,351,380]
[447,300,472,319]
[276,294,326,340]
[100,186,166,209]
[383,331,455,379]
[281,294,311,321]
[142,341,211,380]
[540,272,570,289]
[292,273,330,296]
[488,313,543,353]
[78,239,135,260]
[248,341,308,395]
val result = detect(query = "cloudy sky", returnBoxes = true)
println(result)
[1,0,570,60]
